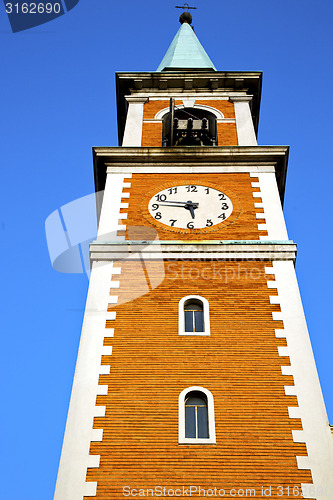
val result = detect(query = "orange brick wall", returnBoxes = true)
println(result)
[142,122,163,147]
[119,173,267,240]
[143,100,176,119]
[85,260,312,499]
[142,99,238,146]
[217,122,238,145]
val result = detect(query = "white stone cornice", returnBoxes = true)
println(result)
[124,96,149,104]
[89,241,297,262]
[105,164,276,174]
[94,145,288,161]
[93,146,289,203]
[229,95,253,103]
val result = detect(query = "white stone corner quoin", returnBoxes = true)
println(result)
[251,172,288,241]
[97,173,132,241]
[53,260,120,500]
[265,261,333,500]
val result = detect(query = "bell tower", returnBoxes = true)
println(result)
[54,10,333,500]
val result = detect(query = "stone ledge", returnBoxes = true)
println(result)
[89,240,297,262]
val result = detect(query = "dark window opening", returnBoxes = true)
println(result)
[163,107,217,147]
[185,391,209,439]
[184,300,204,332]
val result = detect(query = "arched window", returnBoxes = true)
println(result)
[162,107,217,147]
[179,387,216,444]
[184,301,204,333]
[178,295,210,336]
[185,392,208,438]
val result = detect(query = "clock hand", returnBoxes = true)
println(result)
[155,199,199,219]
[158,203,190,208]
[158,200,199,207]
[185,200,197,219]
[188,205,195,218]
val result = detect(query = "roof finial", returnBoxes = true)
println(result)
[175,3,197,24]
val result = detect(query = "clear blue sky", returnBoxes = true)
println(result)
[1,1,333,498]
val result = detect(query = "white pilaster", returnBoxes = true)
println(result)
[267,261,333,500]
[54,260,120,500]
[229,96,257,146]
[122,96,148,146]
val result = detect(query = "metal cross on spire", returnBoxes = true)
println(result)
[175,3,197,11]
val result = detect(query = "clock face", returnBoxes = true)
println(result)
[148,184,233,230]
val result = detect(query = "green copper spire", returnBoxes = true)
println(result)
[156,16,216,72]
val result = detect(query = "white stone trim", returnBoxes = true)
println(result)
[267,280,278,288]
[122,97,148,146]
[83,483,97,497]
[182,98,196,108]
[102,346,113,356]
[53,261,119,500]
[288,406,302,419]
[250,173,289,241]
[255,213,266,219]
[143,119,163,123]
[229,96,257,146]
[109,281,120,289]
[96,385,108,396]
[99,365,110,375]
[266,262,333,500]
[97,174,131,242]
[257,223,268,232]
[94,146,288,169]
[91,251,297,261]
[275,329,287,338]
[154,103,224,120]
[178,386,216,444]
[144,118,235,124]
[217,119,236,123]
[277,346,289,357]
[87,455,100,468]
[133,92,246,101]
[105,328,114,337]
[91,428,103,441]
[272,311,283,321]
[282,366,293,376]
[178,295,210,336]
[108,296,118,305]
[107,165,276,174]
[90,242,297,262]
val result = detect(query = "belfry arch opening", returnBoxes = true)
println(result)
[162,107,218,147]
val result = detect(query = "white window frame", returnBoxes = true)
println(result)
[178,386,216,444]
[178,295,210,336]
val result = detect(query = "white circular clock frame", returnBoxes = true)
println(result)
[147,184,234,231]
